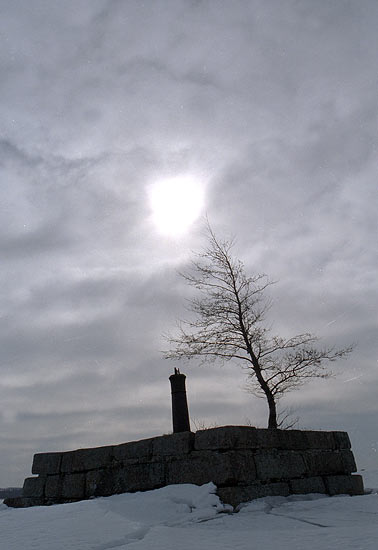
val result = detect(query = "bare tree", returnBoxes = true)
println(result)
[164,225,353,429]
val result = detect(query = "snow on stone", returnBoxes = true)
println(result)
[0,478,378,550]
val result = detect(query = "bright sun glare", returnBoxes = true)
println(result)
[148,175,205,236]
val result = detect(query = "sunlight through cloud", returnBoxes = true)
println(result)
[148,175,205,236]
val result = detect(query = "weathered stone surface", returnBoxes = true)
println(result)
[167,452,217,486]
[86,463,166,497]
[167,450,256,487]
[86,469,101,497]
[114,462,165,493]
[23,476,46,498]
[6,426,363,508]
[218,482,290,507]
[194,426,260,451]
[194,426,308,451]
[194,427,341,452]
[254,450,307,481]
[256,429,314,450]
[332,431,351,450]
[45,475,63,499]
[243,429,300,450]
[86,469,117,497]
[113,438,154,463]
[152,431,194,456]
[303,431,338,450]
[273,430,309,450]
[254,429,348,451]
[324,474,364,496]
[256,429,333,451]
[230,451,258,484]
[341,449,357,472]
[61,446,114,473]
[289,476,326,494]
[32,452,62,475]
[61,473,86,500]
[4,496,44,508]
[303,450,356,476]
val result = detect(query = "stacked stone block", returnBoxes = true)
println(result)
[5,426,364,509]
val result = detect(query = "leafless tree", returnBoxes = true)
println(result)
[164,225,353,429]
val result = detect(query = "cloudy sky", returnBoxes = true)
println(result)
[0,0,377,486]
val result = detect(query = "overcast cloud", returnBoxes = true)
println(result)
[0,0,377,486]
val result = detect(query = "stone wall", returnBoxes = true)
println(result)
[5,426,364,509]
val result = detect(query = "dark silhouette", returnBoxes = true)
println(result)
[169,369,191,432]
[165,223,353,429]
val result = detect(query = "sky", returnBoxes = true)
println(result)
[0,0,377,486]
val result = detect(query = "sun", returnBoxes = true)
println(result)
[148,175,205,236]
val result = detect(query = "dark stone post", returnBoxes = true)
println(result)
[169,368,191,433]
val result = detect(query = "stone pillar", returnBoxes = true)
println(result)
[169,368,191,433]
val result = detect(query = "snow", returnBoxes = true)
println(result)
[0,475,377,550]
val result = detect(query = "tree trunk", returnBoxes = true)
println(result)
[248,351,278,430]
[255,364,278,429]
[267,393,278,430]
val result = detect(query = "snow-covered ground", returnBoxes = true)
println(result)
[1,472,377,550]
